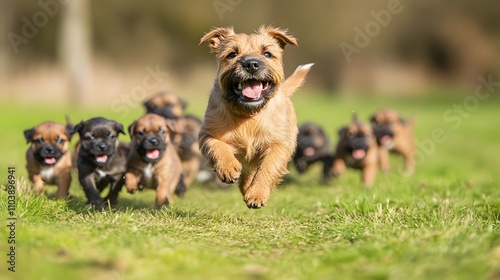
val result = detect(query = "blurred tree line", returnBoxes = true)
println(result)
[1,0,499,103]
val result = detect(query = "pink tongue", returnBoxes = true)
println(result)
[304,147,315,157]
[44,157,56,164]
[95,155,108,163]
[241,81,263,99]
[146,149,160,159]
[380,135,392,144]
[352,149,366,160]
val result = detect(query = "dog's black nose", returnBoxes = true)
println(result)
[45,147,54,154]
[243,59,261,73]
[149,138,159,146]
[98,143,107,151]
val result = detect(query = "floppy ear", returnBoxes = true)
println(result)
[199,26,235,52]
[259,26,298,49]
[23,128,35,143]
[127,121,137,139]
[115,122,125,135]
[337,127,348,138]
[143,99,154,112]
[165,119,184,134]
[71,121,84,136]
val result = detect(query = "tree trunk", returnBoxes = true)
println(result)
[58,0,93,105]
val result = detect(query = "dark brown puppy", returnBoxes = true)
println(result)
[73,117,128,210]
[331,115,379,186]
[370,109,415,174]
[24,121,73,198]
[125,113,186,208]
[293,122,332,180]
[199,26,313,208]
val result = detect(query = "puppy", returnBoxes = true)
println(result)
[143,92,205,187]
[125,113,186,208]
[331,115,378,186]
[24,121,73,198]
[144,92,186,120]
[73,117,128,209]
[293,122,332,180]
[199,26,313,208]
[370,109,415,174]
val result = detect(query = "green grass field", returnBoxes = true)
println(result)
[1,93,499,280]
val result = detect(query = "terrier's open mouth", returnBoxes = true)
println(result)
[233,79,271,101]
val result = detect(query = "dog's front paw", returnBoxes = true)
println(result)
[243,187,270,209]
[214,158,241,184]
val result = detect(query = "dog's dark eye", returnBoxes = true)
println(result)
[87,134,94,140]
[108,134,115,139]
[227,52,237,59]
[159,129,165,135]
[35,138,43,143]
[57,138,65,144]
[263,52,273,58]
[137,131,145,136]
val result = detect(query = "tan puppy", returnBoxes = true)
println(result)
[125,113,186,208]
[199,26,313,208]
[331,115,379,186]
[370,109,415,174]
[24,121,73,198]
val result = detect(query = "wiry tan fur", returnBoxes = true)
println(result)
[199,26,312,208]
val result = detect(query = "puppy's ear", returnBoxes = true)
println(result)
[71,121,84,136]
[143,99,154,112]
[165,119,184,134]
[127,121,137,139]
[65,115,74,141]
[337,127,348,138]
[179,98,187,110]
[114,122,125,135]
[23,128,34,143]
[259,26,298,49]
[199,26,235,52]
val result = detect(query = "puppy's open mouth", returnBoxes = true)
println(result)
[233,79,271,101]
[44,157,57,165]
[145,149,160,160]
[303,147,315,157]
[95,154,108,163]
[352,149,367,160]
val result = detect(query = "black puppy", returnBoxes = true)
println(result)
[73,117,128,209]
[293,122,332,180]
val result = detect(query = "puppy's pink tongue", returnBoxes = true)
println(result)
[304,147,315,157]
[241,81,262,99]
[44,157,56,164]
[146,149,160,159]
[95,155,108,163]
[381,135,392,144]
[352,149,366,160]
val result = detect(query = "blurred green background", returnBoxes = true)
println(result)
[1,0,500,105]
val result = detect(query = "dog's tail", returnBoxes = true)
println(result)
[282,63,314,96]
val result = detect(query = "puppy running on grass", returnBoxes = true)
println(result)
[198,26,313,208]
